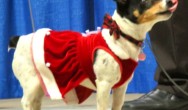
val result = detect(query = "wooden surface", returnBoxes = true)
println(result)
[0,94,143,110]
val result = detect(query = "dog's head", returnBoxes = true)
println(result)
[114,0,178,24]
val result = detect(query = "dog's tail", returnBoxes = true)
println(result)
[8,36,20,51]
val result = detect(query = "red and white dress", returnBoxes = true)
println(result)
[31,28,138,104]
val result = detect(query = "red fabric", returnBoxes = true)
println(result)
[43,30,138,103]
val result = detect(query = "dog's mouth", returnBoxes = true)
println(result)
[157,0,178,15]
[168,0,178,12]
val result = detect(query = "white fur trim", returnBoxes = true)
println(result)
[101,29,130,59]
[32,28,62,100]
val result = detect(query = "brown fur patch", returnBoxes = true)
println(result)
[137,2,163,23]
[133,10,140,17]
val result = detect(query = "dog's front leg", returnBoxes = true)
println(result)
[112,83,128,110]
[94,50,121,110]
[112,74,133,110]
[96,79,112,110]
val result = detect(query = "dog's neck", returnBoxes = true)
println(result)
[112,11,154,41]
[102,11,156,60]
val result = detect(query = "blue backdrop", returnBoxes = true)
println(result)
[0,0,157,99]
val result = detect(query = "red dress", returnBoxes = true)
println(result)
[31,29,138,104]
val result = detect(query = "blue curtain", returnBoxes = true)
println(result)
[0,0,157,99]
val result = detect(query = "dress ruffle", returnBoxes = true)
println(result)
[44,31,90,103]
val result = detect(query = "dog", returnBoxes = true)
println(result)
[10,0,178,110]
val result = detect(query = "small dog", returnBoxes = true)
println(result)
[10,0,178,110]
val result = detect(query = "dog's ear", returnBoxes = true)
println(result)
[114,0,127,4]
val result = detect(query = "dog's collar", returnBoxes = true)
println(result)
[102,14,143,47]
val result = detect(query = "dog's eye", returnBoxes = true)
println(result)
[140,0,151,8]
[141,0,149,4]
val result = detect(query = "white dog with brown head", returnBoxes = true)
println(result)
[10,0,178,110]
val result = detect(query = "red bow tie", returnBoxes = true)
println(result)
[102,14,143,47]
[102,14,120,39]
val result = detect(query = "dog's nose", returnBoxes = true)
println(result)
[166,0,174,7]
